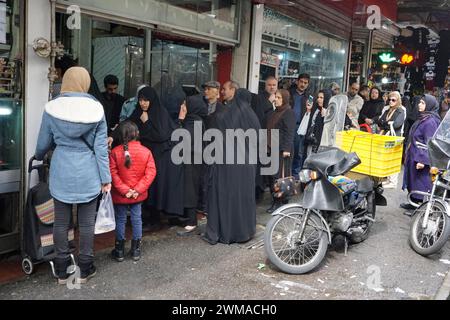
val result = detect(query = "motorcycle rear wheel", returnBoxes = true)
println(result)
[264,208,328,274]
[409,201,450,256]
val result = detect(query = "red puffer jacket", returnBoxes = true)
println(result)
[109,141,157,205]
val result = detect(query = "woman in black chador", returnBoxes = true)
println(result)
[129,87,184,227]
[176,95,208,236]
[202,89,262,245]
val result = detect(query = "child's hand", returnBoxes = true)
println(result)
[125,190,134,199]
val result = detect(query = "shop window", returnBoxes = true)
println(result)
[261,8,347,93]
[150,37,212,120]
[0,0,23,252]
[56,13,145,99]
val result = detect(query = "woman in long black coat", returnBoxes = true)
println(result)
[202,89,262,245]
[129,87,184,227]
[176,95,208,235]
[265,89,296,213]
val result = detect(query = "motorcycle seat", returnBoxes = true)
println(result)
[356,177,374,193]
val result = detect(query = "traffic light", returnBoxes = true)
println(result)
[400,53,414,65]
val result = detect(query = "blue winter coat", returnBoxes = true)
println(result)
[35,93,112,204]
[402,115,440,200]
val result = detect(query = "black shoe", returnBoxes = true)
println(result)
[200,233,217,245]
[130,239,142,261]
[111,239,125,262]
[78,262,97,284]
[400,203,417,210]
[266,200,282,214]
[177,226,198,237]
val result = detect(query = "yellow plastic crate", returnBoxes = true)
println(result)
[336,130,405,177]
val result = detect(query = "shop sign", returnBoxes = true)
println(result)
[261,53,279,67]
[378,52,396,63]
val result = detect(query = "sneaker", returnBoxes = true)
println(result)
[57,276,69,285]
[78,265,97,284]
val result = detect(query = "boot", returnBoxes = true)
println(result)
[111,239,125,262]
[130,239,142,261]
[266,198,282,214]
[54,257,71,285]
[78,259,97,284]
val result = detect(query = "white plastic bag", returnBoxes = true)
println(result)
[95,192,116,235]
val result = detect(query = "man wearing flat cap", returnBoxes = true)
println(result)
[202,81,226,129]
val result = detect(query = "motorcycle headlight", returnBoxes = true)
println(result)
[299,169,321,184]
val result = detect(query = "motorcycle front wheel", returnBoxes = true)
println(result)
[409,201,450,256]
[264,208,328,274]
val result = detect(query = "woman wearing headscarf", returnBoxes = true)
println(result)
[401,94,441,210]
[358,87,384,129]
[266,89,296,213]
[120,85,148,122]
[35,67,111,284]
[176,95,208,235]
[202,89,262,245]
[129,87,184,229]
[305,89,331,155]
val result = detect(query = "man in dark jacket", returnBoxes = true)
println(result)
[202,81,227,129]
[101,75,126,135]
[251,76,277,129]
[290,73,312,178]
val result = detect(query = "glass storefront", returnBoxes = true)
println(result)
[56,0,240,44]
[260,8,348,94]
[0,0,24,255]
[56,13,215,101]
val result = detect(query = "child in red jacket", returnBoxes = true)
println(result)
[109,121,156,262]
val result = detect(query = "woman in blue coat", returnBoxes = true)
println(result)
[401,94,441,210]
[35,67,111,284]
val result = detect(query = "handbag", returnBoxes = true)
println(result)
[273,157,298,199]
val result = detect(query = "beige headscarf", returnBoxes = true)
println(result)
[60,67,91,93]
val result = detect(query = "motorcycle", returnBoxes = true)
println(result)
[408,112,450,256]
[264,147,387,274]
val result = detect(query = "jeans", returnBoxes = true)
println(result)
[292,134,306,178]
[54,198,97,264]
[114,203,143,240]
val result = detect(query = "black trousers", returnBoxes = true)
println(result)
[53,198,97,264]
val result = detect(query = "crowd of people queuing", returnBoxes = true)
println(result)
[35,56,450,284]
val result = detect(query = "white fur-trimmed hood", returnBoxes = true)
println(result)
[45,96,104,124]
